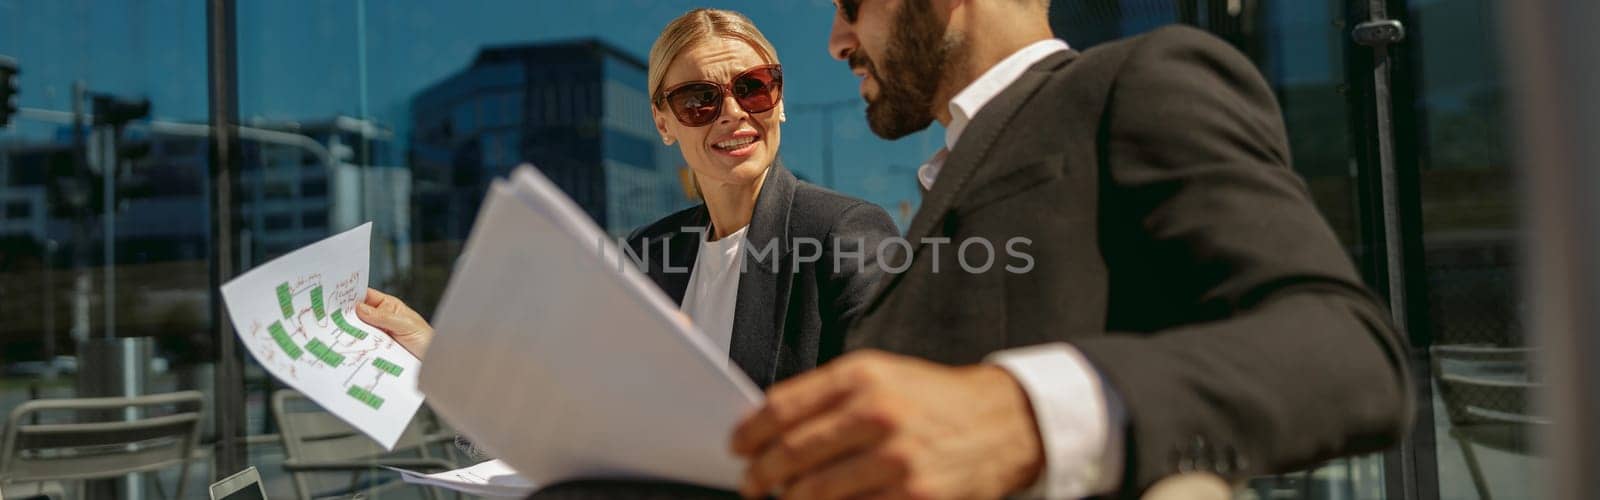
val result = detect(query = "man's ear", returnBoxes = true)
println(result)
[653,108,675,145]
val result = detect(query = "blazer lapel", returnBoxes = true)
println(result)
[861,50,1079,314]
[729,163,795,388]
[657,207,707,305]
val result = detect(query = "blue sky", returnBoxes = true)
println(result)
[1,0,938,222]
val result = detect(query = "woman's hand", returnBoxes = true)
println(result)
[357,288,434,359]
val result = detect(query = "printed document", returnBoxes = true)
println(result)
[219,223,424,449]
[388,460,536,498]
[419,165,763,490]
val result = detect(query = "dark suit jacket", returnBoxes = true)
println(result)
[625,162,898,389]
[847,26,1413,495]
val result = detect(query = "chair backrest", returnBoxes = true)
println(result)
[272,388,442,498]
[0,391,205,483]
[1431,345,1545,452]
[271,389,435,463]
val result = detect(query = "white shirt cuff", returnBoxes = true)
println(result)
[987,343,1125,499]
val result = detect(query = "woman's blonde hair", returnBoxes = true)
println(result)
[647,8,780,107]
[648,8,781,201]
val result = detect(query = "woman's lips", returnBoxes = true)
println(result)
[713,139,759,158]
[712,133,760,158]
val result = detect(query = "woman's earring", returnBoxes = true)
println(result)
[779,111,787,122]
[662,136,673,145]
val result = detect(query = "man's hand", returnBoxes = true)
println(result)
[731,350,1045,499]
[356,288,434,359]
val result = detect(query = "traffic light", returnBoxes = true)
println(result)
[0,56,17,128]
[92,94,150,127]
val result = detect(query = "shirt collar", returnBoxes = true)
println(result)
[943,38,1071,150]
[920,39,1071,191]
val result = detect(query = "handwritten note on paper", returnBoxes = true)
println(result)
[220,223,424,448]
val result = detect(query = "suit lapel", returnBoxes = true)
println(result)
[729,163,795,388]
[861,50,1079,314]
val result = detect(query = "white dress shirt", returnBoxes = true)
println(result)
[918,39,1126,499]
[680,225,748,355]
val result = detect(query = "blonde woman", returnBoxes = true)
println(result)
[363,7,894,385]
[358,8,895,496]
[623,8,895,389]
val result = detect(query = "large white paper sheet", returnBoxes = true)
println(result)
[387,460,536,498]
[420,165,762,491]
[219,223,424,448]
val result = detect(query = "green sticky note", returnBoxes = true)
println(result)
[268,321,302,359]
[346,386,384,409]
[331,310,369,340]
[305,338,343,367]
[310,285,326,320]
[372,358,403,376]
[275,283,295,319]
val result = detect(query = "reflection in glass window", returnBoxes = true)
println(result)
[263,181,293,200]
[301,211,326,230]
[301,178,327,197]
[1407,2,1537,499]
[5,201,30,219]
[11,1,1544,497]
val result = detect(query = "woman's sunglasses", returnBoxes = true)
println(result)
[653,64,783,127]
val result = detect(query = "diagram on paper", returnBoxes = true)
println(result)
[247,272,408,407]
[220,223,424,448]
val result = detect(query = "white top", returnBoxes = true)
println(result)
[918,38,1128,499]
[680,225,749,355]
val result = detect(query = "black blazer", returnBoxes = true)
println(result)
[848,26,1412,495]
[626,162,897,389]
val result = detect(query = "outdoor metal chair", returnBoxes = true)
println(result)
[1432,345,1545,500]
[272,389,457,499]
[0,390,205,500]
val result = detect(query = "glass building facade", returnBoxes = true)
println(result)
[409,39,685,242]
[0,0,1553,498]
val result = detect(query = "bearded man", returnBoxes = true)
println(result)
[729,1,1413,498]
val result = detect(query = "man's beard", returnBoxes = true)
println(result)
[853,0,966,140]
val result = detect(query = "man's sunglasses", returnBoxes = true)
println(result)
[653,64,784,127]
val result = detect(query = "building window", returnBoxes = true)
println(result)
[265,181,294,200]
[264,213,294,231]
[301,212,326,229]
[454,102,475,135]
[508,93,525,125]
[4,201,29,219]
[301,178,328,197]
[545,84,559,124]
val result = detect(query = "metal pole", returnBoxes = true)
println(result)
[70,82,91,348]
[1365,0,1406,367]
[207,0,249,478]
[1503,2,1600,499]
[1350,2,1437,498]
[43,239,56,379]
[356,0,371,220]
[105,121,143,500]
[103,125,115,341]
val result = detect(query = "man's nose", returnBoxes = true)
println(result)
[828,13,856,61]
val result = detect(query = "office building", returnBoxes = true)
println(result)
[410,39,685,242]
